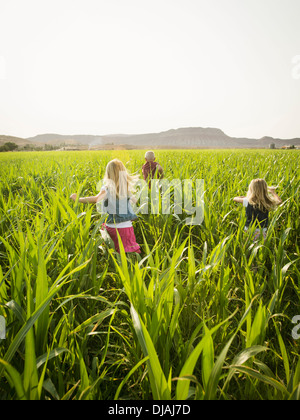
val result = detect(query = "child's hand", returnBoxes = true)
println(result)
[70,193,77,201]
[268,186,276,193]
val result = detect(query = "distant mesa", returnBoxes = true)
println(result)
[1,127,300,150]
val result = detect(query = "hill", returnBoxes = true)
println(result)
[1,128,299,150]
[0,135,34,147]
[25,127,300,149]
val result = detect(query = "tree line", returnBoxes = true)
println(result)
[0,142,58,152]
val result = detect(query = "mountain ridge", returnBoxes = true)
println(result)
[1,127,299,149]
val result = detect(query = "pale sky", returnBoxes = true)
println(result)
[0,0,300,139]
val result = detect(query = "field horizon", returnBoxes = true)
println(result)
[1,126,300,151]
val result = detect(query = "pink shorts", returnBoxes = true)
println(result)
[103,224,141,254]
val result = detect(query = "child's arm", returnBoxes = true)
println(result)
[157,164,164,178]
[233,196,246,204]
[70,189,106,204]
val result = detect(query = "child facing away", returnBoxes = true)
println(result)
[70,159,141,254]
[142,151,164,186]
[233,178,282,240]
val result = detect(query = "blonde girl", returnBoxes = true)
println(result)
[233,178,282,240]
[70,159,140,253]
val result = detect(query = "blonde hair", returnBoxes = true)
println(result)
[104,159,139,198]
[145,151,155,161]
[247,179,277,212]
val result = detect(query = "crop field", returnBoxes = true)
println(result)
[0,149,299,400]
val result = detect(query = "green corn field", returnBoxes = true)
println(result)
[0,149,299,400]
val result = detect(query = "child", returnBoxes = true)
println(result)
[233,178,282,240]
[70,159,141,254]
[142,151,164,187]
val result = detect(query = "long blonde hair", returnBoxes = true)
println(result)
[247,179,276,212]
[104,159,139,198]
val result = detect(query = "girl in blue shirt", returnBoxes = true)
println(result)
[70,159,140,253]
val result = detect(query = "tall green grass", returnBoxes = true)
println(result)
[0,149,299,399]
